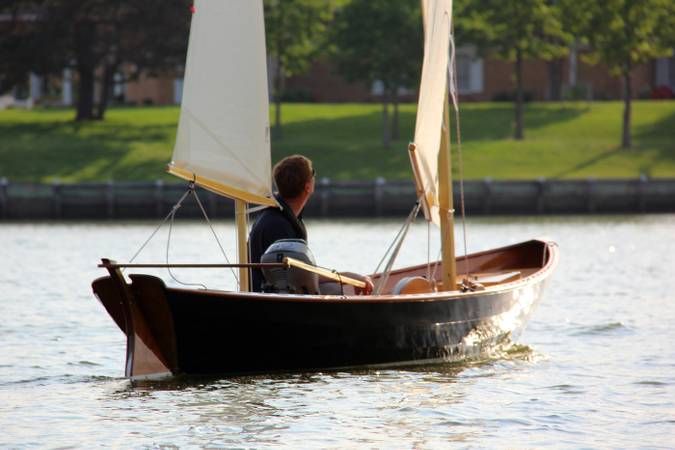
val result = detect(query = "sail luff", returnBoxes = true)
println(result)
[411,0,453,227]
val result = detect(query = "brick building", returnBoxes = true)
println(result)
[2,46,673,109]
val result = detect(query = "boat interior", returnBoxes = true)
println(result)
[371,239,552,295]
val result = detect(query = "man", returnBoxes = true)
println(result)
[249,154,372,294]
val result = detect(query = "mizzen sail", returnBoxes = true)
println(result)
[411,0,453,226]
[169,0,276,206]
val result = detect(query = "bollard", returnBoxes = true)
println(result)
[106,180,115,219]
[536,177,547,214]
[0,177,7,219]
[586,178,596,213]
[52,180,62,219]
[155,180,164,218]
[374,177,386,217]
[320,177,330,217]
[482,177,492,215]
[637,174,648,213]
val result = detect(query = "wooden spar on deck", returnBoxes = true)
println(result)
[284,257,367,289]
[235,199,250,292]
[439,90,457,291]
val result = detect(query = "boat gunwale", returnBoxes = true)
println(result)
[132,239,558,304]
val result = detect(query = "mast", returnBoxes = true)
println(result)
[235,199,250,291]
[416,0,457,291]
[439,90,457,291]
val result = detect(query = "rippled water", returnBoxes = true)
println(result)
[1,215,674,448]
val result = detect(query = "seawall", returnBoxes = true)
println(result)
[0,177,673,220]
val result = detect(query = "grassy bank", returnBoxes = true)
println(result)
[0,101,673,182]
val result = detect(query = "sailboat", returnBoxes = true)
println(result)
[92,0,558,379]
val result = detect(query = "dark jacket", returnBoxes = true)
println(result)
[248,195,307,292]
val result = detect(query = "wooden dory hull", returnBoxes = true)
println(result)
[92,239,558,378]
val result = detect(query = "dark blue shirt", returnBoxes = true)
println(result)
[248,195,307,292]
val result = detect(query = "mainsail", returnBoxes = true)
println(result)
[169,0,276,207]
[411,0,453,226]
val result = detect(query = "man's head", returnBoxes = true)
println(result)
[273,155,315,200]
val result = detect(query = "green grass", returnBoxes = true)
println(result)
[0,101,673,182]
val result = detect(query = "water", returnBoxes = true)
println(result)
[1,215,674,448]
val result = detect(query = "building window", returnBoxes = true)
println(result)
[455,45,483,95]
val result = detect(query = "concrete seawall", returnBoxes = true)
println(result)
[0,177,673,220]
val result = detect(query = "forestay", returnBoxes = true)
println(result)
[411,0,453,226]
[168,0,276,207]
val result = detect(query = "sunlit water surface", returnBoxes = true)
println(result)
[1,215,674,448]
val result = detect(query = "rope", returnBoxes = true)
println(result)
[190,187,239,285]
[372,201,419,275]
[426,220,432,282]
[448,25,471,279]
[124,183,240,289]
[373,201,422,295]
[126,189,191,269]
[165,204,208,290]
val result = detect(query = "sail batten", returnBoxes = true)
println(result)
[170,0,275,206]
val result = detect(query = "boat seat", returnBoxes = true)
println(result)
[391,276,435,295]
[466,270,522,286]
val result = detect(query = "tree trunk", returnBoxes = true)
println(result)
[382,90,391,149]
[514,48,524,140]
[273,56,283,140]
[76,65,96,121]
[548,58,563,101]
[391,88,400,141]
[74,23,96,121]
[621,65,632,149]
[96,63,116,120]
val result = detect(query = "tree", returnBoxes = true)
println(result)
[0,0,190,121]
[456,0,570,139]
[560,0,675,149]
[264,0,334,139]
[330,0,422,148]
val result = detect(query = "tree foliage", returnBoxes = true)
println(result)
[456,0,570,139]
[560,0,675,148]
[264,0,334,139]
[0,0,191,121]
[331,0,423,147]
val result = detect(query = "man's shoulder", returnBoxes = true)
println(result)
[251,207,290,230]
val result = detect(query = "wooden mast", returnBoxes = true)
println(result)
[235,199,250,292]
[439,90,457,291]
[419,0,456,291]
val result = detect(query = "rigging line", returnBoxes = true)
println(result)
[449,25,471,279]
[426,220,432,282]
[430,246,443,285]
[374,201,422,295]
[165,207,208,290]
[372,201,417,276]
[125,188,192,271]
[190,187,239,286]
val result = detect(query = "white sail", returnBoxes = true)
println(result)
[411,0,453,226]
[169,0,276,206]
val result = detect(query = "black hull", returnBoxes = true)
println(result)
[93,239,558,378]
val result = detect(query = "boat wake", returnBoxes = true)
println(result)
[571,321,628,336]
